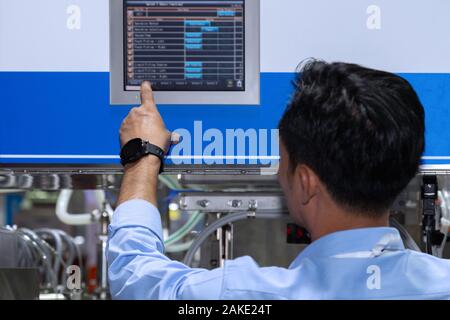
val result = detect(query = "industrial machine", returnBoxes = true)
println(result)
[1,0,450,299]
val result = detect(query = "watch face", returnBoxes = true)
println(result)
[121,138,143,160]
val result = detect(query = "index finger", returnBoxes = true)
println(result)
[140,81,156,111]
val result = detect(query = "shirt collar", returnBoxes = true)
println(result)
[290,227,405,269]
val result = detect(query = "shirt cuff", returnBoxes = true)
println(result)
[110,199,163,243]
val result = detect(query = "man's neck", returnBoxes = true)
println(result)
[307,200,390,242]
[310,215,390,242]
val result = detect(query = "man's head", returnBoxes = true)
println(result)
[278,60,425,233]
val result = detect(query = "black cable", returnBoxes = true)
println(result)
[426,229,433,254]
[422,175,438,255]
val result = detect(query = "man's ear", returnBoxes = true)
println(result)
[296,164,319,205]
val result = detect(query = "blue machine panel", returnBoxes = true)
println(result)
[0,0,449,167]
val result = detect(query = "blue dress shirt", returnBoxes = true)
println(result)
[107,199,450,300]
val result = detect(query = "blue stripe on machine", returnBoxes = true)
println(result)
[0,72,449,165]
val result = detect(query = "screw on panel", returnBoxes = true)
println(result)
[197,200,210,208]
[228,200,242,208]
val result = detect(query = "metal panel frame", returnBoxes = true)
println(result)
[1,164,449,190]
[110,0,260,105]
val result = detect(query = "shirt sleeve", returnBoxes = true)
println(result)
[107,199,225,300]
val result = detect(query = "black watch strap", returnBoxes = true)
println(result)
[120,138,165,174]
[142,141,165,174]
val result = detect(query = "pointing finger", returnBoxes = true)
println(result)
[140,81,156,110]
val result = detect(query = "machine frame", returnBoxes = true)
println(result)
[109,0,261,105]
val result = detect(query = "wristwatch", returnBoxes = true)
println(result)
[120,138,165,173]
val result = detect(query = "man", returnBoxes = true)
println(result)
[107,61,450,299]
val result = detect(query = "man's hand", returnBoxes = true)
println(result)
[120,81,171,152]
[117,81,174,206]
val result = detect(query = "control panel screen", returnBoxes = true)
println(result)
[124,0,245,92]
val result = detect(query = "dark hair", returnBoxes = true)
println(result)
[279,60,425,215]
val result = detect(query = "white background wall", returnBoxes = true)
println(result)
[1,0,450,73]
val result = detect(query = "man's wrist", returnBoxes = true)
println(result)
[124,155,161,174]
[118,155,160,206]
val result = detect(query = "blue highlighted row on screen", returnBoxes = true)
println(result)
[217,10,235,17]
[185,68,202,73]
[202,27,219,32]
[185,73,203,79]
[185,20,211,26]
[185,62,203,67]
[185,44,203,50]
[185,32,202,38]
[185,38,202,44]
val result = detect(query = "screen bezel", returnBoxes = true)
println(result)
[110,0,260,105]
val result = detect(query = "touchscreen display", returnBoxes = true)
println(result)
[124,0,245,92]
